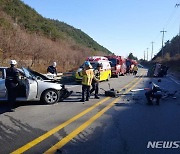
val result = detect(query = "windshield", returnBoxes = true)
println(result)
[109,59,116,67]
[79,62,97,69]
[90,62,97,69]
[22,67,34,79]
[28,68,50,80]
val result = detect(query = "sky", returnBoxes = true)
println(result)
[22,0,180,60]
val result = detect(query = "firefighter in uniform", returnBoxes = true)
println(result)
[80,61,94,102]
[90,63,102,99]
[5,60,20,111]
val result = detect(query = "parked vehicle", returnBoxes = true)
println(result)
[125,59,131,74]
[75,56,111,82]
[105,56,120,77]
[147,63,168,77]
[119,56,127,75]
[105,56,126,77]
[0,67,71,104]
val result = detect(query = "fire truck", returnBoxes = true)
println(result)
[105,56,126,77]
[75,56,111,82]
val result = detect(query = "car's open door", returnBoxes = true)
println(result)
[22,67,38,100]
[0,68,7,99]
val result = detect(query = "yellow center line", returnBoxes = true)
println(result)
[11,76,141,154]
[44,76,143,153]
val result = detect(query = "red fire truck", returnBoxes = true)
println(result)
[105,56,126,77]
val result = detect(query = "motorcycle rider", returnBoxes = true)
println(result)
[145,81,162,105]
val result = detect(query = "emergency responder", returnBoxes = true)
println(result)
[132,64,138,76]
[80,61,94,102]
[90,63,102,99]
[47,62,57,75]
[5,60,20,111]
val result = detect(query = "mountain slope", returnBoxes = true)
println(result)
[0,0,110,54]
[153,35,180,59]
[152,35,180,73]
[0,0,111,72]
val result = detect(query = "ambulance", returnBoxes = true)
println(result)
[75,56,111,82]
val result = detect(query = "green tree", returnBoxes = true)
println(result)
[127,53,138,60]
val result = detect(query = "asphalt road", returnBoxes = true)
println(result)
[0,68,180,154]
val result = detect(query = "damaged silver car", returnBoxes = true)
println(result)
[0,67,72,104]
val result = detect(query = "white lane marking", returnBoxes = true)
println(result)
[167,75,180,85]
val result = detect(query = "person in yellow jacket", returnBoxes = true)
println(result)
[80,61,94,102]
[132,64,138,76]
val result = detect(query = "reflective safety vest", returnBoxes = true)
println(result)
[93,69,100,82]
[133,65,138,71]
[81,68,94,86]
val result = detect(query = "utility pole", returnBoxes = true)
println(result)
[144,51,145,61]
[151,42,154,60]
[175,3,180,54]
[160,29,167,58]
[179,24,180,54]
[147,48,149,61]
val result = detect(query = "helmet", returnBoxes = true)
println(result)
[53,62,57,67]
[97,63,102,68]
[10,60,17,65]
[84,61,91,67]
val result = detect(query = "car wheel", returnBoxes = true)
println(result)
[41,89,59,104]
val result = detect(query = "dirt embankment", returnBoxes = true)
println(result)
[0,10,107,73]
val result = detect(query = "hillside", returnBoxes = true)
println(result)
[0,0,111,72]
[152,35,180,73]
[153,35,180,59]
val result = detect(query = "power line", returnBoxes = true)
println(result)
[151,4,178,57]
[163,6,178,30]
